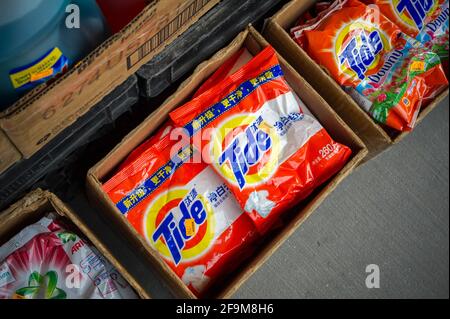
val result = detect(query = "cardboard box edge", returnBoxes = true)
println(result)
[0,189,150,299]
[0,0,221,159]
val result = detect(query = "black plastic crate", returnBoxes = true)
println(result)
[137,0,284,98]
[0,75,139,210]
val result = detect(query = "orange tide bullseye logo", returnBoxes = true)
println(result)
[211,114,280,190]
[335,21,391,81]
[391,0,437,30]
[145,188,215,265]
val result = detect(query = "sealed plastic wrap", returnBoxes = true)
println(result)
[0,215,138,299]
[291,0,448,131]
[364,0,449,70]
[117,120,174,171]
[103,134,259,297]
[193,48,256,97]
[170,46,352,235]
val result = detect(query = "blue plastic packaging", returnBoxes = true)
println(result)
[0,0,110,110]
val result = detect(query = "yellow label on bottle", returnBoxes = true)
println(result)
[30,68,54,82]
[9,48,62,89]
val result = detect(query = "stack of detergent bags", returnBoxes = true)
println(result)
[291,0,449,132]
[103,46,353,297]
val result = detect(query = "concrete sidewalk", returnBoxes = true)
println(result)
[234,97,449,299]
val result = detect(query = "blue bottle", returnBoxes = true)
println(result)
[0,0,110,110]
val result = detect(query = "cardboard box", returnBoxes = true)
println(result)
[0,188,150,299]
[86,26,367,298]
[0,131,21,175]
[264,0,449,161]
[0,0,220,160]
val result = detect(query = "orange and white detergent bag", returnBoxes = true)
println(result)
[292,0,448,131]
[364,0,449,71]
[103,133,258,297]
[170,46,352,235]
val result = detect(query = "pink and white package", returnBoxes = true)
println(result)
[0,215,137,299]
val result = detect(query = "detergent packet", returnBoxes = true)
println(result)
[169,46,352,235]
[118,120,174,171]
[364,0,449,71]
[0,215,137,299]
[194,48,255,98]
[292,0,448,131]
[118,49,254,172]
[119,49,256,173]
[103,133,258,297]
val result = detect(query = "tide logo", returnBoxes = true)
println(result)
[146,188,215,265]
[394,0,437,30]
[213,114,280,190]
[336,22,390,81]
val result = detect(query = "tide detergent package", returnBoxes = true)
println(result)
[103,133,258,297]
[0,215,137,299]
[292,0,448,131]
[365,0,449,70]
[118,49,253,173]
[170,46,352,235]
[117,49,255,173]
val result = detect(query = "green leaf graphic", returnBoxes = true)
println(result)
[57,231,77,244]
[15,271,67,299]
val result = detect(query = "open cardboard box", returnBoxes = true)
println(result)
[86,26,368,298]
[0,0,220,174]
[0,188,149,299]
[264,0,449,162]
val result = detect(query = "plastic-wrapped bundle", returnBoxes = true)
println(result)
[291,0,448,131]
[364,0,449,71]
[103,133,259,297]
[170,46,352,234]
[0,215,137,299]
